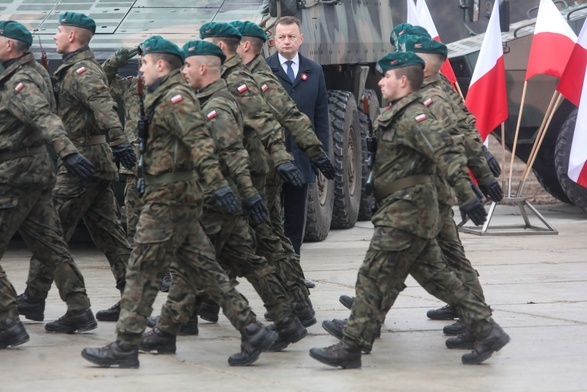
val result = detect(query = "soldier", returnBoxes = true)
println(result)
[16,12,137,329]
[309,51,510,368]
[142,40,307,353]
[81,36,277,368]
[0,20,97,345]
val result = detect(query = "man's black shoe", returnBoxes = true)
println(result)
[160,271,173,293]
[96,301,120,322]
[304,280,316,289]
[321,318,377,354]
[462,322,510,365]
[81,341,139,368]
[339,295,355,310]
[267,315,307,352]
[198,299,220,323]
[293,298,317,327]
[444,320,467,336]
[0,318,30,349]
[140,328,177,354]
[309,342,362,369]
[146,314,198,336]
[426,305,458,320]
[228,320,277,366]
[16,293,45,322]
[45,309,97,334]
[446,329,475,350]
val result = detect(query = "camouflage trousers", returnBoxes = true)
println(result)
[117,202,256,345]
[0,186,90,318]
[342,226,493,350]
[25,175,131,300]
[123,175,142,244]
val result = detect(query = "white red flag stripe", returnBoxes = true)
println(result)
[568,72,587,186]
[406,0,421,26]
[556,21,587,107]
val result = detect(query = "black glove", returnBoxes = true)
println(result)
[62,152,95,181]
[470,180,484,201]
[114,47,138,67]
[276,161,304,187]
[311,156,336,180]
[111,142,137,169]
[136,177,145,198]
[370,197,378,215]
[478,178,504,202]
[460,198,487,226]
[213,186,240,214]
[243,193,270,226]
[485,150,501,178]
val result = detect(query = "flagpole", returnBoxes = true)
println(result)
[454,81,465,100]
[508,80,528,197]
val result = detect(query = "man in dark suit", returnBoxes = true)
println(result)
[266,16,330,269]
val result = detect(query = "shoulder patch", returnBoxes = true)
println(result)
[415,114,427,123]
[76,66,87,75]
[261,83,269,92]
[207,110,218,120]
[423,97,433,107]
[14,82,25,92]
[171,94,183,104]
[237,84,248,93]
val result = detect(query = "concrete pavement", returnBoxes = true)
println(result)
[1,203,586,392]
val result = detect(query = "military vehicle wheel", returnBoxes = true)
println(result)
[304,165,335,242]
[328,90,362,230]
[529,139,571,204]
[269,0,298,17]
[554,109,587,212]
[357,89,379,221]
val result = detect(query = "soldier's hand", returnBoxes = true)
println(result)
[485,150,501,178]
[62,152,95,181]
[213,186,240,214]
[276,161,304,187]
[115,47,139,67]
[478,178,504,202]
[111,142,137,169]
[311,155,336,180]
[243,193,269,226]
[459,198,487,226]
[370,197,378,214]
[137,177,146,198]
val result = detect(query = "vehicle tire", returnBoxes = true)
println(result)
[269,0,298,17]
[554,109,587,212]
[357,89,379,221]
[328,90,362,230]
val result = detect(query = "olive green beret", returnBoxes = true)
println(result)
[230,20,267,42]
[0,20,32,46]
[139,35,184,63]
[390,23,430,46]
[376,51,425,75]
[199,22,242,40]
[58,12,96,34]
[397,35,448,59]
[183,40,227,63]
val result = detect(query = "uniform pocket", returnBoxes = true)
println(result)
[134,204,173,245]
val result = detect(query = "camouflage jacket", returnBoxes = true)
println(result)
[371,91,475,239]
[246,54,325,160]
[221,54,292,175]
[197,79,258,210]
[142,70,228,205]
[53,47,127,180]
[0,53,78,189]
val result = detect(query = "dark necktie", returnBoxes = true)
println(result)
[285,60,295,83]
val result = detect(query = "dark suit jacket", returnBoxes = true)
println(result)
[266,52,330,183]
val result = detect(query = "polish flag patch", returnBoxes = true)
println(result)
[171,94,183,104]
[423,98,433,107]
[207,110,218,120]
[237,84,248,93]
[76,66,87,75]
[415,114,427,123]
[261,84,269,92]
[14,82,24,92]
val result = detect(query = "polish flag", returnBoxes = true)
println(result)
[406,0,421,26]
[556,21,587,107]
[567,75,587,186]
[526,0,577,80]
[464,1,508,141]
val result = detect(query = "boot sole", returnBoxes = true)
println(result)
[199,313,219,323]
[96,315,119,322]
[139,345,176,354]
[300,316,317,328]
[427,312,458,321]
[18,312,44,322]
[446,340,475,350]
[81,350,140,368]
[461,333,511,365]
[443,326,468,336]
[0,332,30,349]
[309,349,362,369]
[228,330,278,366]
[266,327,308,352]
[45,320,98,334]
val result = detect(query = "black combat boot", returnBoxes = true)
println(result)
[266,315,307,352]
[339,294,355,310]
[140,328,177,354]
[461,322,510,365]
[146,314,198,336]
[293,298,317,327]
[309,341,362,369]
[96,301,120,322]
[81,341,139,368]
[443,320,467,336]
[0,318,30,349]
[16,293,45,321]
[427,304,458,320]
[446,328,475,350]
[159,271,173,293]
[321,318,378,354]
[198,299,220,323]
[228,320,278,366]
[304,279,316,289]
[45,309,97,333]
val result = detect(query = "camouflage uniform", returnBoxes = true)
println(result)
[24,47,132,300]
[116,70,255,345]
[0,53,91,318]
[343,91,494,349]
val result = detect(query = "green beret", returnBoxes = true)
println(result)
[376,51,425,75]
[58,12,96,34]
[0,20,32,46]
[230,20,267,42]
[199,22,242,40]
[390,23,430,46]
[397,35,447,59]
[183,40,227,63]
[139,35,184,63]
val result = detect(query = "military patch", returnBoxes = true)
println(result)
[207,110,218,120]
[171,94,183,104]
[423,98,433,107]
[14,82,24,92]
[237,84,248,93]
[76,66,87,75]
[261,84,269,92]
[415,114,427,123]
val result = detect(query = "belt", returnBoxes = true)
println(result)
[374,174,432,201]
[72,135,107,146]
[0,145,47,162]
[145,171,193,185]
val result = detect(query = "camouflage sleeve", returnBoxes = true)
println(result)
[102,53,122,85]
[10,75,78,158]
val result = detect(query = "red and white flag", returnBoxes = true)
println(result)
[567,72,587,186]
[526,0,577,80]
[464,1,508,141]
[406,0,421,26]
[556,21,587,107]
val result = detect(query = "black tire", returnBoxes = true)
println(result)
[357,89,379,221]
[531,134,571,204]
[554,109,587,212]
[269,0,298,17]
[328,90,362,230]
